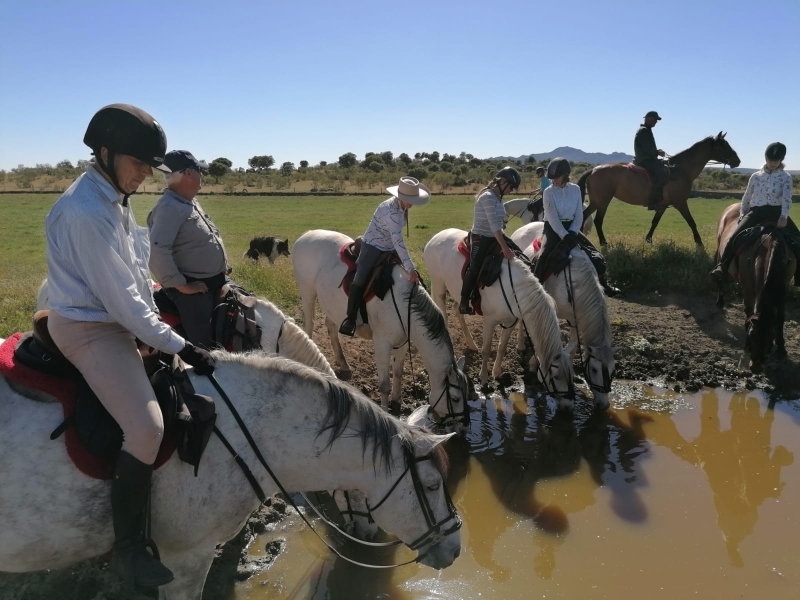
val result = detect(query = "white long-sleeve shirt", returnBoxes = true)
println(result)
[740,164,794,218]
[362,197,415,272]
[471,188,506,237]
[543,182,583,239]
[45,166,185,354]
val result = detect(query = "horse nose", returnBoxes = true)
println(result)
[454,545,461,559]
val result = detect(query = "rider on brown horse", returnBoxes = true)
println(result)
[711,142,800,283]
[634,111,668,211]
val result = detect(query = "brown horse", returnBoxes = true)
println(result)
[715,202,796,373]
[578,132,741,246]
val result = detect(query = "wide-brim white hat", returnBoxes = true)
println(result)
[387,176,430,206]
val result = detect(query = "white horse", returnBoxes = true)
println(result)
[503,197,594,233]
[36,279,335,377]
[292,230,469,427]
[498,222,617,409]
[0,351,461,599]
[424,228,576,407]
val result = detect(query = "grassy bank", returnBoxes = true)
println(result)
[0,192,743,337]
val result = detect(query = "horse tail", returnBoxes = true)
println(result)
[764,232,788,308]
[577,169,592,204]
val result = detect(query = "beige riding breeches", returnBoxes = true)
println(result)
[47,313,164,464]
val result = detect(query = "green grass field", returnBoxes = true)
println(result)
[0,192,742,337]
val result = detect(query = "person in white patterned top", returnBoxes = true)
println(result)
[339,176,430,336]
[711,142,799,281]
[533,158,618,295]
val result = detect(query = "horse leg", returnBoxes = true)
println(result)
[455,311,480,352]
[716,280,725,310]
[325,316,352,377]
[645,209,667,244]
[158,542,217,600]
[494,326,514,379]
[390,346,406,410]
[374,338,393,409]
[673,202,704,246]
[300,290,317,338]
[515,320,525,352]
[480,319,497,387]
[776,303,788,360]
[593,206,609,246]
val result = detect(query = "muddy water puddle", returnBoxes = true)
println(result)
[237,387,800,599]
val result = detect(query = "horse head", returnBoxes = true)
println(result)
[367,431,462,569]
[540,342,578,411]
[430,356,471,432]
[711,131,741,168]
[585,345,617,410]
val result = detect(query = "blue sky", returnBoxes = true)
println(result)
[1,0,798,170]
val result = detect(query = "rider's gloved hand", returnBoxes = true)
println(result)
[564,231,579,245]
[178,342,216,375]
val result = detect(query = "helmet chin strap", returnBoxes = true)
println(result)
[96,149,133,207]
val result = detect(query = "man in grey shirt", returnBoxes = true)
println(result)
[148,150,230,348]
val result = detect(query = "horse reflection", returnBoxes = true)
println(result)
[643,391,793,568]
[465,395,651,580]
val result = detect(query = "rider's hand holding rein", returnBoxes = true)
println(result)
[178,342,216,375]
[778,216,788,228]
[409,269,422,284]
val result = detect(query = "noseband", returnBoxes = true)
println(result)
[429,367,470,429]
[585,347,614,394]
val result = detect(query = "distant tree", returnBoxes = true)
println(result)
[428,164,440,172]
[338,152,357,168]
[408,167,427,180]
[280,161,295,176]
[367,160,384,173]
[429,151,440,163]
[208,160,230,183]
[465,153,474,160]
[56,159,74,169]
[398,153,411,166]
[299,160,309,168]
[248,155,275,171]
[380,151,393,165]
[213,157,233,168]
[414,152,422,160]
[525,154,537,164]
[468,157,483,168]
[77,159,91,170]
[319,160,328,167]
[432,171,456,193]
[439,161,454,172]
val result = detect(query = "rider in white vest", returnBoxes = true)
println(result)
[45,104,216,590]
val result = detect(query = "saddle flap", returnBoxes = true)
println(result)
[32,311,66,361]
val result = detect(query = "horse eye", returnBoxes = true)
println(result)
[427,482,441,492]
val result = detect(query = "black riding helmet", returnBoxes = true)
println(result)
[535,166,545,176]
[546,157,571,180]
[84,104,169,203]
[495,166,521,191]
[765,142,787,162]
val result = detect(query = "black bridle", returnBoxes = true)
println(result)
[388,282,470,428]
[207,373,460,568]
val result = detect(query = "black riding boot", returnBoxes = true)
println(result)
[459,267,479,314]
[111,451,174,590]
[599,275,621,297]
[710,243,735,281]
[339,282,363,336]
[647,182,664,211]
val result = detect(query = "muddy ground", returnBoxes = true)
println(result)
[3,292,799,599]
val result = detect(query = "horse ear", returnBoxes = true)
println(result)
[415,432,456,455]
[456,356,466,371]
[722,132,727,138]
[611,346,622,357]
[717,131,723,139]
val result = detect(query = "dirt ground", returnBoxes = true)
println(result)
[3,291,799,599]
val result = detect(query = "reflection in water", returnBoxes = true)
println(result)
[240,389,800,600]
[466,393,650,580]
[641,391,793,567]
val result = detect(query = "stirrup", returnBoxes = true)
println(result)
[339,318,357,337]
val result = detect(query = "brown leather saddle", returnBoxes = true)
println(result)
[340,236,401,301]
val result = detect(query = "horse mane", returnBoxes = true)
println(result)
[508,258,564,366]
[568,251,613,359]
[213,352,442,474]
[407,284,455,354]
[253,298,335,376]
[669,135,715,164]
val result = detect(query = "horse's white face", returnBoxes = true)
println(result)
[539,348,577,409]
[367,433,461,569]
[585,345,616,410]
[331,489,380,541]
[431,357,470,433]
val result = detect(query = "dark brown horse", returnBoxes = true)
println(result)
[715,203,796,373]
[578,132,741,246]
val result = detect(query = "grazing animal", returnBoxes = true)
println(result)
[0,352,461,598]
[292,229,470,428]
[424,228,576,407]
[579,132,741,246]
[243,236,291,263]
[714,203,796,373]
[500,222,617,409]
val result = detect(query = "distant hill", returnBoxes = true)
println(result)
[492,146,634,165]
